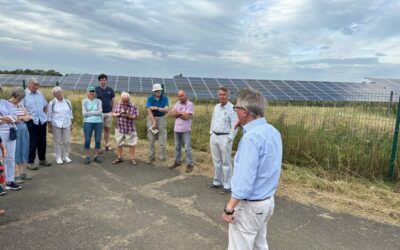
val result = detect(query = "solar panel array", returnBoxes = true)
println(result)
[0,73,394,102]
[366,78,400,94]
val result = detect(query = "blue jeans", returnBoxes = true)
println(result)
[174,131,193,165]
[83,122,103,150]
[15,122,29,164]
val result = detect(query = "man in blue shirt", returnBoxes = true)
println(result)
[23,79,52,169]
[222,88,282,250]
[146,83,169,163]
[95,74,115,152]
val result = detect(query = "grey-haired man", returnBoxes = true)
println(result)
[209,86,238,194]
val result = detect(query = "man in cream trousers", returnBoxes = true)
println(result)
[222,88,282,250]
[209,86,238,195]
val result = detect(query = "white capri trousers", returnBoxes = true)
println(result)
[52,126,71,160]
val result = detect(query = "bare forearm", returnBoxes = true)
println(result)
[226,197,240,210]
[147,109,156,124]
[158,107,168,113]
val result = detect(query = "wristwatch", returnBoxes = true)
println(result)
[224,206,234,215]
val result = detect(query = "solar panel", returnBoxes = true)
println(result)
[0,73,395,102]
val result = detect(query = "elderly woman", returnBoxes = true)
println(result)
[82,86,103,165]
[47,86,73,165]
[0,87,21,191]
[8,87,32,183]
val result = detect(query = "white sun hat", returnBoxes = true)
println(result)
[152,83,163,92]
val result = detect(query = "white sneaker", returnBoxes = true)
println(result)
[63,156,72,163]
[56,158,63,164]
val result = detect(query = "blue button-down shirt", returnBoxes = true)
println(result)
[22,89,48,125]
[210,101,238,141]
[231,118,282,200]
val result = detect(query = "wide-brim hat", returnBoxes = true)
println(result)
[152,83,162,92]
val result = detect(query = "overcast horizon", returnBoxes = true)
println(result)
[1,0,399,82]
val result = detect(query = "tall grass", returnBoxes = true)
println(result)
[1,87,397,180]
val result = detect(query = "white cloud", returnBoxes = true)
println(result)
[0,0,399,81]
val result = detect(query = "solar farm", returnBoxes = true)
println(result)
[1,72,399,180]
[0,73,398,102]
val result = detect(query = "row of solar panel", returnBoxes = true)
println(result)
[0,74,394,102]
[367,78,400,94]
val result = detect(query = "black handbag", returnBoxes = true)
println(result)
[9,126,17,141]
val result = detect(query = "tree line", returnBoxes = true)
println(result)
[0,69,62,76]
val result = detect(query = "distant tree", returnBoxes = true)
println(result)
[0,69,63,76]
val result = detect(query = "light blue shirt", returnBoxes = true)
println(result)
[22,89,48,125]
[210,101,238,141]
[231,118,282,200]
[0,99,17,131]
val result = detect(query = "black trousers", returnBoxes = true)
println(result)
[26,120,47,163]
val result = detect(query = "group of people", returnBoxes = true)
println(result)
[0,73,283,250]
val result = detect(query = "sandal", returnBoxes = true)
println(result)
[130,159,137,165]
[105,146,111,151]
[112,158,123,164]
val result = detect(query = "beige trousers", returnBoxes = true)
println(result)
[229,197,275,250]
[53,126,71,160]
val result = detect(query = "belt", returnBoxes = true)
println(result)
[242,196,270,202]
[213,131,229,135]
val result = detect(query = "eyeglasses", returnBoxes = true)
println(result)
[233,106,246,111]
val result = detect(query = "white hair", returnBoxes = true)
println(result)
[236,88,266,117]
[52,86,63,94]
[121,92,130,98]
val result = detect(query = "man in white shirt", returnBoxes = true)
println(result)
[209,86,238,195]
[47,86,73,164]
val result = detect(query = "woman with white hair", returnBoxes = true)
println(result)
[47,86,73,164]
[0,86,21,191]
[8,86,32,183]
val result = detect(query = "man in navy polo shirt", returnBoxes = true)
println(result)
[95,74,115,152]
[146,83,169,163]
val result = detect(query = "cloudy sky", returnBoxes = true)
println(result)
[0,0,399,81]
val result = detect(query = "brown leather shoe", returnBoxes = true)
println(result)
[169,162,181,169]
[185,165,193,173]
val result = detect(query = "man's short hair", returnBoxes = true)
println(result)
[236,88,266,117]
[219,86,229,94]
[28,78,40,85]
[98,74,108,81]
